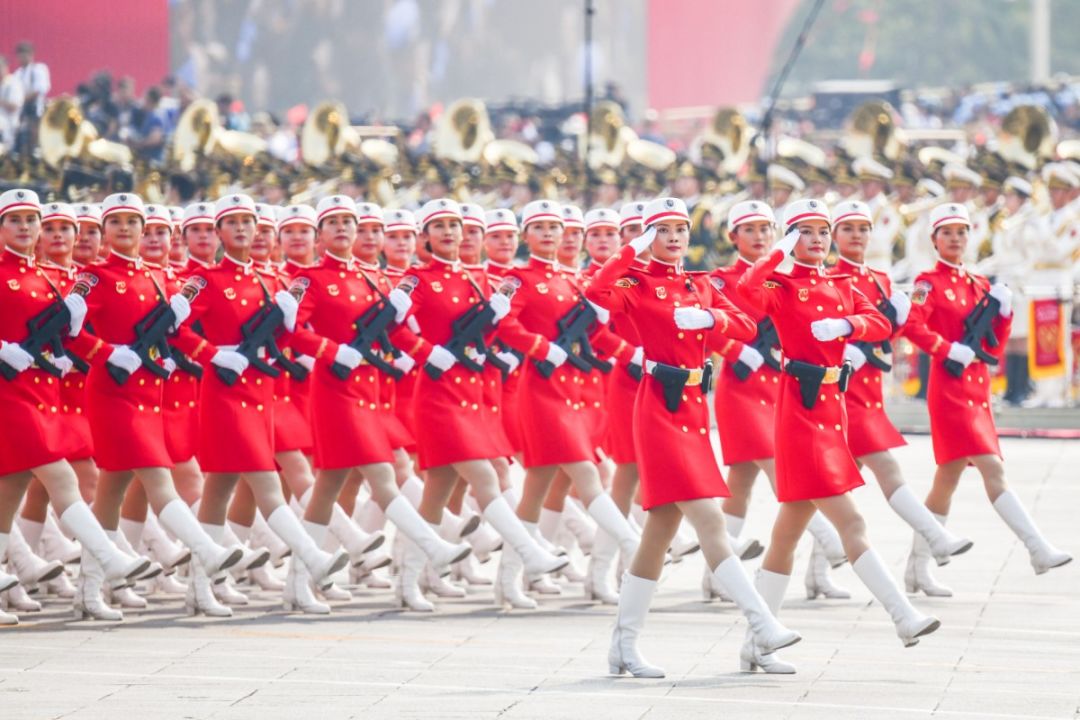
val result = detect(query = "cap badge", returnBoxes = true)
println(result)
[541,202,549,209]
[665,199,674,208]
[15,191,24,199]
[439,200,447,207]
[750,202,758,209]
[808,200,818,208]
[232,196,240,203]
[119,194,128,202]
[198,204,206,212]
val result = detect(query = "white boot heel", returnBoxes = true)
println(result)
[712,557,801,654]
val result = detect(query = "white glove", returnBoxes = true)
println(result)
[495,350,520,373]
[473,353,487,366]
[889,290,911,326]
[406,315,421,334]
[774,228,800,256]
[673,307,715,330]
[587,300,610,324]
[488,292,511,322]
[296,354,315,371]
[737,345,764,371]
[334,345,363,370]
[843,343,867,371]
[0,341,34,373]
[630,346,644,367]
[544,343,568,368]
[64,293,87,336]
[947,342,976,368]
[107,345,142,374]
[810,318,853,342]
[169,294,191,329]
[392,353,416,374]
[162,357,177,376]
[54,355,74,377]
[427,345,457,371]
[988,283,1013,318]
[274,290,299,332]
[629,226,657,254]
[211,349,249,375]
[388,288,413,323]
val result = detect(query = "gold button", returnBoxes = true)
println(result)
[834,424,842,431]
[681,425,688,433]
[818,423,824,430]
[819,394,826,401]
[677,332,685,339]
[696,333,703,340]
[699,428,707,435]
[153,406,160,413]
[472,403,479,410]
[139,378,146,386]
[836,305,843,311]
[827,280,834,287]
[460,400,468,407]
[816,305,824,312]
[138,404,145,411]
[241,401,247,408]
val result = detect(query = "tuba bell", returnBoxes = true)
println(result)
[587,100,634,170]
[40,96,133,169]
[433,98,493,164]
[997,104,1056,171]
[694,107,750,175]
[843,100,904,160]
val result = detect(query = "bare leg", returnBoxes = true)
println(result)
[276,450,315,499]
[170,457,204,506]
[970,454,1008,502]
[541,470,572,512]
[761,501,817,576]
[627,503,682,580]
[197,473,241,526]
[609,463,638,515]
[859,451,905,499]
[91,470,136,530]
[227,477,258,527]
[303,468,350,526]
[675,498,736,569]
[516,465,558,523]
[71,458,99,502]
[812,494,871,563]
[925,459,968,516]
[0,472,34,531]
[722,462,761,519]
[120,480,149,523]
[20,479,50,523]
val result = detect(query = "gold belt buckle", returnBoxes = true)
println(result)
[822,366,841,384]
[685,368,703,386]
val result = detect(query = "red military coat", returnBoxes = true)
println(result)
[826,257,906,458]
[485,260,524,454]
[67,251,173,471]
[158,261,201,463]
[41,261,94,461]
[0,249,71,475]
[281,259,314,447]
[384,262,418,452]
[738,251,891,502]
[587,245,756,509]
[466,262,515,458]
[903,260,1011,464]
[709,258,782,465]
[173,254,280,473]
[401,256,504,469]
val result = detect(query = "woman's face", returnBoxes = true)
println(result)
[185,222,218,262]
[104,212,144,256]
[423,217,463,260]
[523,220,562,258]
[1,211,40,255]
[791,220,831,264]
[74,221,102,264]
[558,227,584,266]
[484,229,518,265]
[585,226,618,263]
[729,221,774,261]
[280,223,315,263]
[832,220,871,262]
[459,224,485,263]
[139,222,172,263]
[383,229,416,267]
[319,213,358,258]
[932,223,969,264]
[354,221,384,263]
[619,223,642,246]
[218,213,256,257]
[251,223,276,261]
[41,219,76,263]
[649,220,690,264]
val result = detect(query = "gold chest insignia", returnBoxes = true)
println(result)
[655,286,667,300]
[327,284,340,297]
[798,287,810,302]
[944,288,956,301]
[762,280,780,290]
[224,287,237,300]
[115,281,127,295]
[7,279,19,291]
[536,283,549,295]
[431,281,444,293]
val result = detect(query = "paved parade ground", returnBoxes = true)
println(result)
[1,435,1077,720]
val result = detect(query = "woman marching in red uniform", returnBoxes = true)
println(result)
[737,199,940,674]
[66,194,243,620]
[0,189,149,626]
[902,203,1070,588]
[587,196,799,678]
[400,198,566,609]
[172,194,349,616]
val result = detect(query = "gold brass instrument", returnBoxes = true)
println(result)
[587,100,634,170]
[694,107,751,175]
[997,104,1056,171]
[843,100,904,160]
[173,98,268,171]
[40,96,133,168]
[433,98,493,164]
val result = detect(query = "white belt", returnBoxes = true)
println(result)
[218,345,268,360]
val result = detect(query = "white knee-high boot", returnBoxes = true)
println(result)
[740,570,797,673]
[852,548,940,646]
[992,491,1072,574]
[888,486,973,564]
[608,572,665,678]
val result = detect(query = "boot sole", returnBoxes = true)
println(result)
[1035,556,1073,575]
[904,618,941,646]
[934,540,974,566]
[458,515,481,538]
[33,564,66,584]
[738,540,764,561]
[242,549,271,571]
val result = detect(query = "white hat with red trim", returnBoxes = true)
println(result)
[75,203,102,226]
[726,200,775,229]
[830,200,873,228]
[214,193,256,223]
[460,203,486,230]
[618,201,646,229]
[279,204,317,229]
[418,198,462,229]
[315,194,358,224]
[144,204,172,228]
[0,188,41,219]
[782,198,830,228]
[642,197,690,228]
[484,208,518,233]
[560,204,585,230]
[102,192,146,222]
[168,206,183,227]
[182,201,214,230]
[584,208,619,232]
[355,201,384,225]
[521,199,562,228]
[929,202,971,231]
[254,203,278,229]
[384,208,418,233]
[41,202,77,225]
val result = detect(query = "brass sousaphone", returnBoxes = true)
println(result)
[39,96,133,168]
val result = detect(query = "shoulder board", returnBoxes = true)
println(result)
[614,276,640,288]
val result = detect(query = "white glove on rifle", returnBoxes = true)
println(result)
[161,357,177,376]
[988,283,1013,318]
[334,345,362,370]
[211,349,249,375]
[54,355,74,377]
[488,292,511,322]
[427,345,457,372]
[392,353,416,374]
[544,343,568,368]
[107,345,142,374]
[810,318,852,342]
[388,288,413,323]
[889,290,911,326]
[296,354,316,372]
[629,226,657,255]
[64,293,87,336]
[587,300,610,324]
[0,341,34,373]
[673,307,714,330]
[169,294,191,330]
[630,346,644,367]
[274,290,298,332]
[946,342,976,368]
[774,228,800,256]
[495,350,520,373]
[843,343,867,371]
[737,345,764,371]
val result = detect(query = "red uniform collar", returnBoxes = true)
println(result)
[321,251,357,272]
[107,249,143,270]
[837,255,870,275]
[787,260,825,279]
[221,253,254,274]
[935,258,967,276]
[527,254,557,270]
[646,258,684,277]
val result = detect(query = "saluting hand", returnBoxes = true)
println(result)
[587,300,610,324]
[774,228,800,256]
[629,226,657,255]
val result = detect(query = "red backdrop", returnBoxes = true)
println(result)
[0,0,169,96]
[646,0,802,109]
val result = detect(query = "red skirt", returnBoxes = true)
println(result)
[273,372,313,454]
[604,366,640,463]
[378,373,414,451]
[517,364,597,468]
[844,367,906,458]
[197,367,276,473]
[86,364,172,471]
[412,364,502,469]
[714,364,779,465]
[59,371,94,461]
[163,371,199,463]
[774,374,865,502]
[927,361,1000,464]
[310,364,393,470]
[500,367,524,453]
[481,364,514,458]
[393,368,419,452]
[632,375,729,510]
[0,369,66,475]
[581,369,608,451]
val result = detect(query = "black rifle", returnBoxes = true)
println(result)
[531,299,611,378]
[0,301,71,381]
[108,302,175,384]
[331,298,403,380]
[425,297,497,381]
[215,303,289,386]
[852,278,900,372]
[943,292,1002,377]
[731,317,782,381]
[169,346,202,378]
